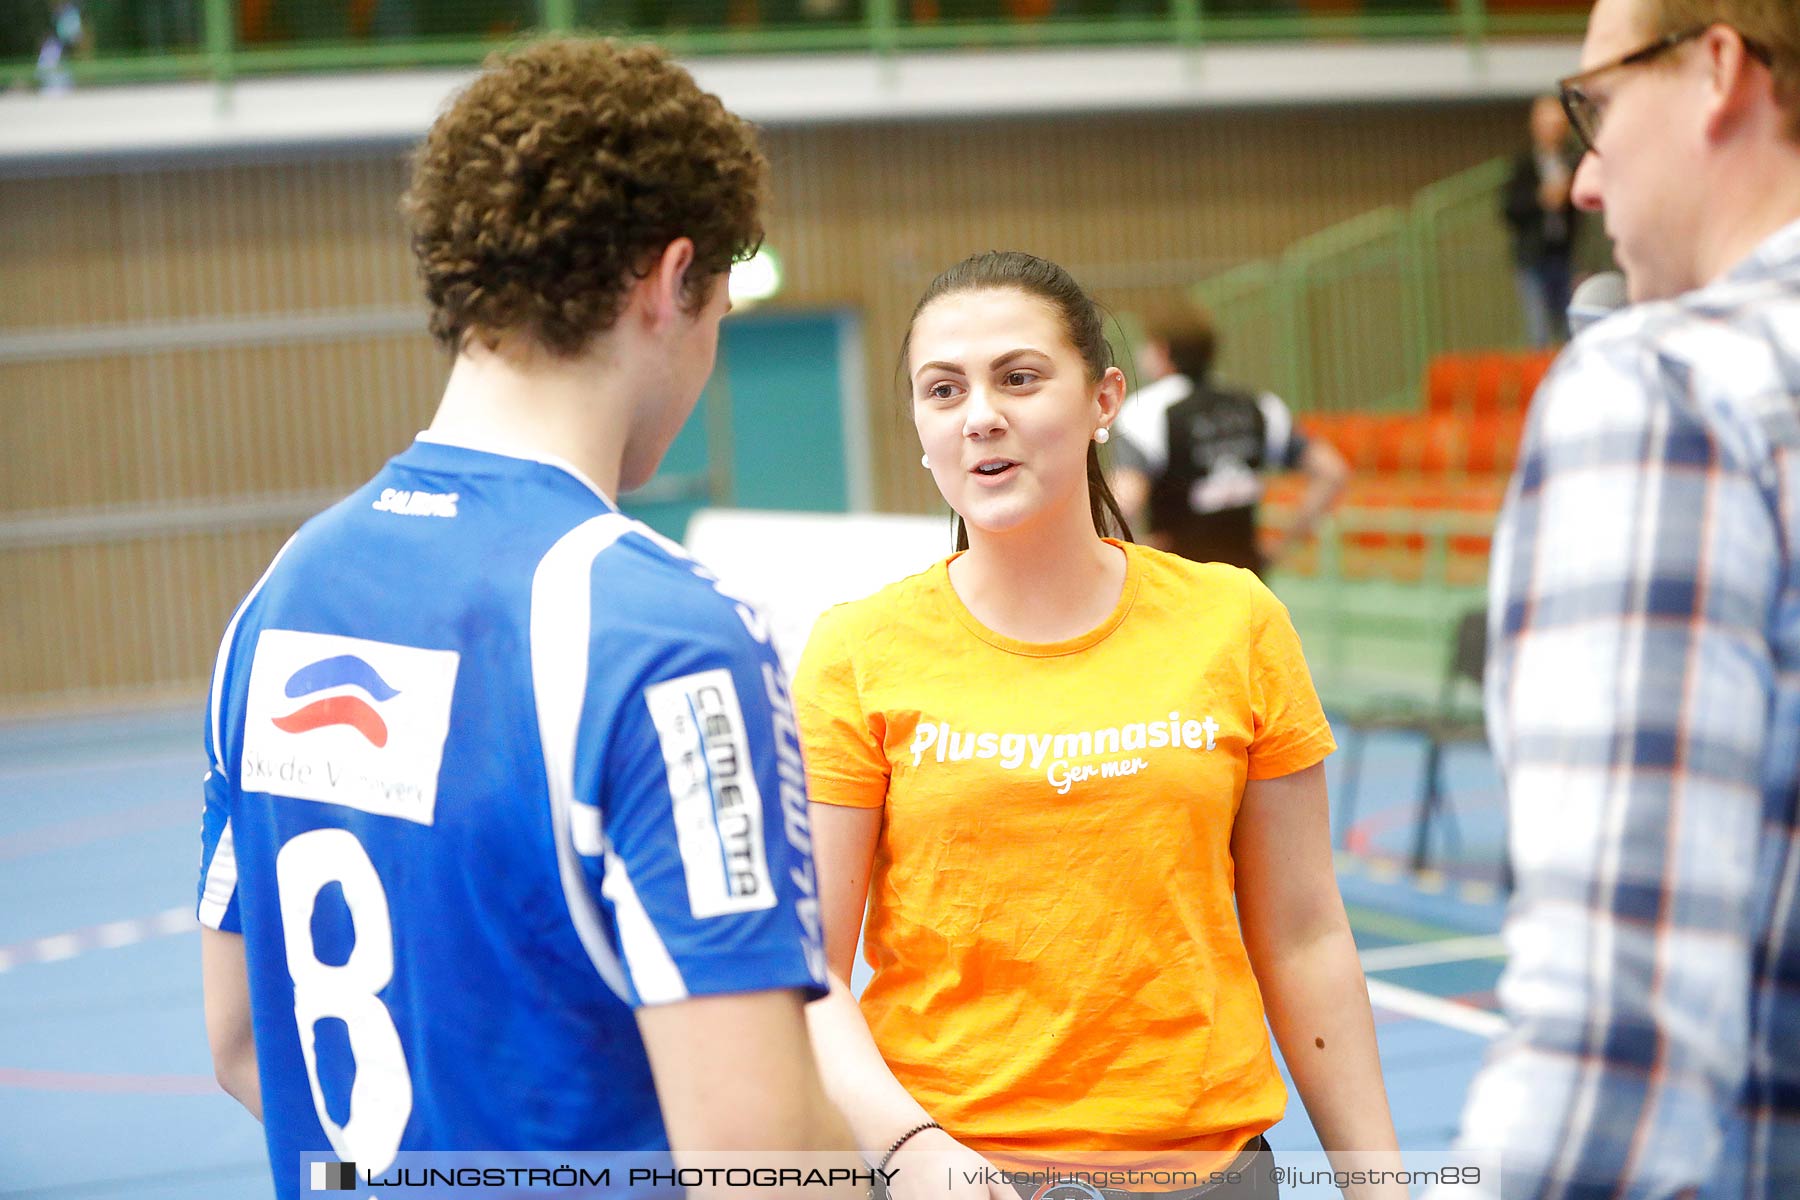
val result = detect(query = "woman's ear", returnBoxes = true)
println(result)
[1096,365,1128,430]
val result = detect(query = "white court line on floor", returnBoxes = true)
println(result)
[0,797,195,863]
[1333,854,1506,908]
[1366,978,1507,1039]
[0,906,193,973]
[0,749,199,783]
[4,903,1513,1047]
[1359,934,1506,973]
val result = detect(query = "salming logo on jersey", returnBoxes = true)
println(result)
[761,662,827,987]
[645,668,777,918]
[242,630,460,825]
[372,488,459,518]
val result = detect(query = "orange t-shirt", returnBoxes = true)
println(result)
[793,541,1336,1169]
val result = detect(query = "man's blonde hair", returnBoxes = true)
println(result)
[1644,0,1800,140]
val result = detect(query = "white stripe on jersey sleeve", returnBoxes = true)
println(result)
[602,848,688,1005]
[569,799,605,858]
[1256,391,1296,468]
[209,533,298,773]
[198,817,239,929]
[530,513,638,1003]
[1114,373,1189,475]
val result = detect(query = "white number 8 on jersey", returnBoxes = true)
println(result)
[277,828,413,1172]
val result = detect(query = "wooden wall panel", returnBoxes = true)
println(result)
[0,526,295,708]
[0,337,443,514]
[105,158,420,321]
[0,99,1534,706]
[0,155,418,330]
[761,103,1525,509]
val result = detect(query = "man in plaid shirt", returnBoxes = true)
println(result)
[1441,0,1800,1196]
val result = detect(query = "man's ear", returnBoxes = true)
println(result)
[639,237,698,331]
[1701,26,1770,145]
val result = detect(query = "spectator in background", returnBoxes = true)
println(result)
[35,1,87,93]
[1501,96,1581,346]
[1441,0,1800,1195]
[1108,309,1347,575]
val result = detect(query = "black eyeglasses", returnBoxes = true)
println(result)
[1558,24,1776,156]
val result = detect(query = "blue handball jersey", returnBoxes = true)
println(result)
[196,436,828,1198]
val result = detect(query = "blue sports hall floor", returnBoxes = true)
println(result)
[0,709,1506,1199]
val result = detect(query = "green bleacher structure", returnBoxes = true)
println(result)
[1184,155,1598,718]
[3,0,1591,89]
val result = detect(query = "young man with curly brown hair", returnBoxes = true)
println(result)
[197,38,857,1199]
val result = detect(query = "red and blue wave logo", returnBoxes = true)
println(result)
[271,655,400,748]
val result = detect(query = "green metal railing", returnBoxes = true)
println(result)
[1184,155,1544,704]
[4,0,1587,90]
[1193,154,1526,415]
[1414,156,1529,356]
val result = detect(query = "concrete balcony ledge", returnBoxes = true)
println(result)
[0,38,1579,171]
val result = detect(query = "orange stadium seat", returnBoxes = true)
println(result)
[1278,379,1532,583]
[1463,413,1527,474]
[1368,415,1425,473]
[1418,414,1468,474]
[1425,349,1559,418]
[1425,356,1477,417]
[1324,412,1384,471]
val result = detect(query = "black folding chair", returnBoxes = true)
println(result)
[1335,607,1488,872]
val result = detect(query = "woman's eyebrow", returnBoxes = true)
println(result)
[988,348,1045,370]
[913,347,1047,380]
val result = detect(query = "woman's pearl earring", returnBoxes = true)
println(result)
[1094,428,1110,445]
[921,453,932,469]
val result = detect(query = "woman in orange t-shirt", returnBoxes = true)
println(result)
[794,252,1404,1200]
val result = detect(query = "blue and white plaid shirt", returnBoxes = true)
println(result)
[1449,219,1800,1199]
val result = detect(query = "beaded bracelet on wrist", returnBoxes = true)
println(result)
[876,1120,942,1173]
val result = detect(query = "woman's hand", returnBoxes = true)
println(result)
[883,1127,1016,1200]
